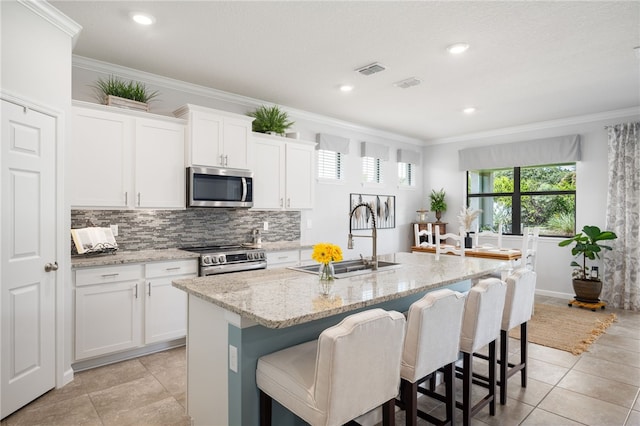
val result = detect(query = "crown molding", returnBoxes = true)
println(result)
[20,0,82,44]
[426,107,640,145]
[72,55,425,146]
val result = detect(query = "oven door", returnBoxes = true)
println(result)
[187,166,253,208]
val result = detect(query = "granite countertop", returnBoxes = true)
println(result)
[71,248,200,268]
[172,252,508,329]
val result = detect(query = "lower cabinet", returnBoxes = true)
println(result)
[74,259,197,362]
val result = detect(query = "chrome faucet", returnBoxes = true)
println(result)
[348,203,377,270]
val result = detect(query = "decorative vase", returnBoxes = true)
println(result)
[572,278,603,303]
[319,262,335,282]
[105,95,149,112]
[435,211,442,223]
[464,233,473,249]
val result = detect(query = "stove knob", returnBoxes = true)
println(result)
[202,255,212,265]
[219,254,226,264]
[248,252,254,260]
[210,256,218,264]
[259,252,265,259]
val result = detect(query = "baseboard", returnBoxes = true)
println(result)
[72,338,186,372]
[535,289,573,300]
[59,367,74,388]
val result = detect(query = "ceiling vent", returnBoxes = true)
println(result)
[355,62,386,76]
[394,77,422,89]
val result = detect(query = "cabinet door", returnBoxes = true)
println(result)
[251,137,285,209]
[190,111,223,167]
[144,275,190,344]
[135,119,185,208]
[222,117,251,169]
[70,107,132,207]
[285,142,314,209]
[75,281,142,360]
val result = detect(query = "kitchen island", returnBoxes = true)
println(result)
[172,252,508,426]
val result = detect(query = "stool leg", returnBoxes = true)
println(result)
[259,390,272,426]
[488,340,496,416]
[499,329,508,405]
[444,362,455,425]
[462,352,472,426]
[382,398,396,426]
[401,379,417,426]
[521,322,528,388]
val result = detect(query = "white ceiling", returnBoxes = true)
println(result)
[51,1,640,142]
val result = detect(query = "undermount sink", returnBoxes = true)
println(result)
[288,259,401,279]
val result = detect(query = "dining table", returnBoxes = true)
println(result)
[411,245,522,260]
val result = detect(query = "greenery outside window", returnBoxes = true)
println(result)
[317,149,343,181]
[362,157,383,184]
[398,162,414,187]
[467,163,576,236]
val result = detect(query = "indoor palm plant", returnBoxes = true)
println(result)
[92,76,159,111]
[247,104,294,135]
[558,225,617,302]
[429,188,447,222]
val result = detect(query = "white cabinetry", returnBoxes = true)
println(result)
[251,134,315,210]
[74,264,143,360]
[174,104,254,169]
[73,258,197,362]
[266,249,301,269]
[144,260,197,344]
[70,101,186,209]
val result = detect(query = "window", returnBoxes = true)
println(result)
[398,162,414,186]
[467,163,576,236]
[362,157,382,183]
[317,149,343,180]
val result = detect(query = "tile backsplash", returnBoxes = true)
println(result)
[71,209,301,251]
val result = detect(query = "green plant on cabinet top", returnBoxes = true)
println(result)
[92,76,159,104]
[247,105,294,135]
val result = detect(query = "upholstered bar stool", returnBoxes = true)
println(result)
[456,278,507,426]
[256,308,406,426]
[398,289,466,426]
[474,268,537,405]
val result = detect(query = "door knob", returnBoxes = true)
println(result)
[44,262,58,272]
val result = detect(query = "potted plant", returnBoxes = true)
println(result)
[247,105,294,135]
[558,225,617,302]
[92,76,159,112]
[429,188,447,223]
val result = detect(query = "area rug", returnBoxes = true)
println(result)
[509,303,617,355]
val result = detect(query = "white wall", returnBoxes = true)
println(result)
[422,111,639,297]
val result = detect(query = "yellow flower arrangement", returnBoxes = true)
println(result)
[312,243,343,281]
[311,242,343,265]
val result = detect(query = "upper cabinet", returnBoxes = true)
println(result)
[173,104,254,169]
[251,133,315,210]
[70,101,186,209]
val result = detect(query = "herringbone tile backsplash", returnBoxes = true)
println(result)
[71,209,301,251]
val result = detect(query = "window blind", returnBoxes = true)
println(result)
[458,134,581,171]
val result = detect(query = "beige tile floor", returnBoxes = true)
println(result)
[2,295,639,426]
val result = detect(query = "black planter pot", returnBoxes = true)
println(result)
[572,278,603,303]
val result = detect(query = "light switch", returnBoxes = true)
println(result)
[229,345,238,372]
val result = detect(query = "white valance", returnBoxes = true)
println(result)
[361,141,389,161]
[316,133,350,154]
[458,134,581,171]
[397,148,421,165]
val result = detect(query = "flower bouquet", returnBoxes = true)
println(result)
[312,242,343,283]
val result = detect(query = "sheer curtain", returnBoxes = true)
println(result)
[602,122,640,311]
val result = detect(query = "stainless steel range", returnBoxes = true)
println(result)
[181,245,267,276]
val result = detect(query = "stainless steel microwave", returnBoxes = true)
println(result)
[187,166,253,208]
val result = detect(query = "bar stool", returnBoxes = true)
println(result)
[397,289,466,426]
[474,268,537,405]
[456,278,507,426]
[256,308,406,426]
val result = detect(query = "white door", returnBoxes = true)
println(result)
[1,100,57,418]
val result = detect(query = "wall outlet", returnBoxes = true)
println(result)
[110,224,118,237]
[263,221,269,231]
[229,345,238,373]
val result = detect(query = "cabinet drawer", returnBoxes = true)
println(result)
[266,250,300,268]
[145,259,198,278]
[75,264,142,287]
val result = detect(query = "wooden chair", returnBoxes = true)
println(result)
[435,226,465,256]
[257,308,406,426]
[474,223,503,249]
[414,223,433,247]
[520,227,540,271]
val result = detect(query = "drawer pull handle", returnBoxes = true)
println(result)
[166,267,181,271]
[278,256,288,260]
[134,284,138,299]
[148,282,151,296]
[101,273,120,278]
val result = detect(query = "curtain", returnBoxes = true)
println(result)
[602,122,640,311]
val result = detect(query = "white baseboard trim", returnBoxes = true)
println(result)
[535,289,573,300]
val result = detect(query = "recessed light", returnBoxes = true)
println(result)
[447,43,470,55]
[339,85,354,92]
[463,107,476,114]
[131,12,156,26]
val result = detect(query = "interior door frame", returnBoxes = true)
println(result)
[1,90,73,391]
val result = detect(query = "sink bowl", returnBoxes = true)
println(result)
[288,259,401,279]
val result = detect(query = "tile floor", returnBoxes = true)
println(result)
[1,295,639,426]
